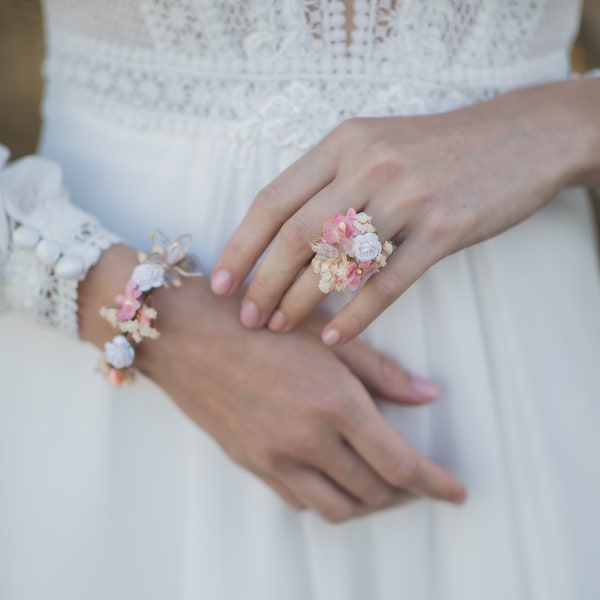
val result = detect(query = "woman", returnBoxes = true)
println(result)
[1,1,599,599]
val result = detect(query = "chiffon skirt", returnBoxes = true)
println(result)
[1,84,599,600]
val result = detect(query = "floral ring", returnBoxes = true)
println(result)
[310,209,394,294]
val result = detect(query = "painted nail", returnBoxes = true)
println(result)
[410,377,441,399]
[268,310,287,332]
[240,301,261,328]
[211,269,232,295]
[322,328,341,346]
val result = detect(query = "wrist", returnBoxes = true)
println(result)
[80,234,204,386]
[504,79,600,189]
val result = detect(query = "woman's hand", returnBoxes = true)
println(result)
[79,245,465,523]
[211,79,600,345]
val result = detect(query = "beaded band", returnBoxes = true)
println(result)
[311,209,394,293]
[99,231,202,386]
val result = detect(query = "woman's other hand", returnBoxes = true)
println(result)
[79,245,465,523]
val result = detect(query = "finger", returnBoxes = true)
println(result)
[210,139,340,297]
[353,490,415,519]
[257,474,306,511]
[267,266,325,332]
[321,236,431,346]
[314,437,406,508]
[283,466,364,524]
[329,339,441,404]
[239,180,360,329]
[342,404,467,504]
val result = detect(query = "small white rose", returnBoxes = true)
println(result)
[104,335,135,369]
[349,232,382,262]
[131,262,164,291]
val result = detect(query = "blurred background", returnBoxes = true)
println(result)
[0,0,599,238]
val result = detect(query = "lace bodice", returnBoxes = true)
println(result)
[44,1,582,161]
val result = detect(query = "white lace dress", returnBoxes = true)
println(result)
[1,2,599,599]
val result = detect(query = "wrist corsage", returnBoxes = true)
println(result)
[99,231,202,386]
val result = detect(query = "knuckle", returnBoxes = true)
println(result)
[310,394,351,427]
[279,216,312,253]
[421,211,461,262]
[373,271,401,300]
[378,353,403,387]
[387,454,418,487]
[254,183,284,218]
[248,270,276,299]
[367,486,395,508]
[424,209,452,241]
[339,310,369,340]
[284,429,321,462]
[223,237,250,264]
[362,140,402,178]
[248,443,283,474]
[332,117,367,142]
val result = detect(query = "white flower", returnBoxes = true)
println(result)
[131,263,164,291]
[104,335,135,369]
[349,233,382,262]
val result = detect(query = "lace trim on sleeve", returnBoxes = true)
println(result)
[0,147,120,336]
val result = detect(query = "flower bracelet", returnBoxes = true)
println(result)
[99,231,202,386]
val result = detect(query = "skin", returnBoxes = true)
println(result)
[210,78,600,345]
[79,245,466,524]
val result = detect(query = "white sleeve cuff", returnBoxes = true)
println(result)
[0,146,120,336]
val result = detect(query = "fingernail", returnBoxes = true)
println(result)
[450,487,468,505]
[268,310,287,332]
[410,377,441,399]
[211,269,232,295]
[322,328,341,346]
[240,301,261,328]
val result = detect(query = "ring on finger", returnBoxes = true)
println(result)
[310,209,394,293]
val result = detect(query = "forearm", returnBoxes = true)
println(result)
[567,76,600,188]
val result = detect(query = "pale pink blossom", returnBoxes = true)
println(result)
[323,209,360,244]
[115,280,142,321]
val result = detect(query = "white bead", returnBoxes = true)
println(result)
[36,239,61,265]
[13,225,41,249]
[55,256,85,280]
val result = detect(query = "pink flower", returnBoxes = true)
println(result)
[108,368,125,387]
[345,263,363,291]
[344,260,380,291]
[116,280,142,321]
[323,209,360,245]
[358,260,380,276]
